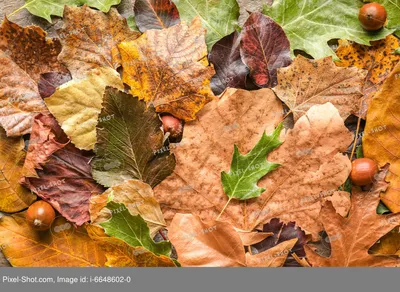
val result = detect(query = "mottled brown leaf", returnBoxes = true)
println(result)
[134,0,180,31]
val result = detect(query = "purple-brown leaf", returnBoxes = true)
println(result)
[134,0,180,31]
[38,72,72,98]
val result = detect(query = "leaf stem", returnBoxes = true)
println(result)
[216,197,232,221]
[8,1,35,18]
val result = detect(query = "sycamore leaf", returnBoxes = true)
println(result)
[134,0,180,31]
[363,61,400,212]
[366,0,400,37]
[305,167,400,267]
[221,124,282,201]
[22,114,104,226]
[91,87,176,188]
[58,6,139,79]
[169,213,297,267]
[100,202,172,257]
[38,72,72,98]
[172,0,240,50]
[335,36,400,117]
[90,180,166,237]
[87,225,176,267]
[273,55,367,121]
[0,214,106,267]
[119,18,215,121]
[263,0,394,60]
[45,67,124,151]
[0,18,66,136]
[240,13,291,88]
[0,128,36,213]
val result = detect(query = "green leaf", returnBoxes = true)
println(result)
[127,16,140,32]
[221,124,283,200]
[338,178,352,193]
[394,48,400,55]
[377,201,391,214]
[364,0,400,37]
[356,145,364,159]
[15,0,121,22]
[172,0,240,50]
[91,87,176,188]
[100,201,172,257]
[263,0,394,60]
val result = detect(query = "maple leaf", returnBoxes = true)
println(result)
[263,0,394,60]
[44,67,124,151]
[38,72,72,98]
[221,124,282,201]
[100,202,172,257]
[0,214,106,267]
[134,0,180,31]
[169,213,297,267]
[119,17,215,121]
[57,6,139,79]
[0,18,66,136]
[172,0,240,50]
[22,114,104,226]
[91,87,176,188]
[0,128,36,213]
[363,61,400,212]
[240,13,291,88]
[273,55,367,121]
[90,180,167,237]
[305,167,400,267]
[208,31,249,95]
[335,36,400,117]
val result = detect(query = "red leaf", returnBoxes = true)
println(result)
[38,72,72,98]
[134,0,180,31]
[240,13,291,88]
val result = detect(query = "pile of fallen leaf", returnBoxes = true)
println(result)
[0,0,400,267]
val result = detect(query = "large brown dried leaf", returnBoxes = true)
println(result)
[305,167,400,267]
[370,227,400,257]
[57,6,139,79]
[273,55,367,121]
[119,17,215,121]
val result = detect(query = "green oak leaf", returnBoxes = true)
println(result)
[172,0,240,50]
[100,201,172,257]
[364,0,400,37]
[91,87,176,188]
[221,123,283,201]
[15,0,121,22]
[263,0,394,60]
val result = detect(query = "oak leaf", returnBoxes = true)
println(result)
[44,67,124,150]
[305,167,400,267]
[273,56,367,121]
[134,0,180,31]
[363,61,400,212]
[57,6,140,79]
[119,17,215,121]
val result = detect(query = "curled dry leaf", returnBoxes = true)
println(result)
[326,191,351,218]
[0,128,36,213]
[134,0,180,31]
[90,180,166,237]
[240,13,291,88]
[22,114,104,226]
[305,166,400,267]
[236,230,273,246]
[0,214,106,267]
[363,61,400,212]
[273,55,367,121]
[335,36,400,117]
[45,67,124,151]
[57,6,140,79]
[169,213,296,267]
[119,17,215,121]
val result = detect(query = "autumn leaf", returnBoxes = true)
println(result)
[305,167,400,267]
[209,31,249,95]
[363,61,400,212]
[0,128,36,213]
[119,17,215,121]
[90,180,166,237]
[38,72,72,98]
[240,13,291,88]
[100,202,172,257]
[87,225,176,267]
[335,36,400,117]
[0,214,106,267]
[172,0,240,50]
[134,0,180,31]
[45,67,124,151]
[263,0,394,59]
[22,114,104,226]
[221,124,282,201]
[57,6,139,79]
[169,213,297,267]
[370,227,400,256]
[273,55,367,121]
[0,18,66,136]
